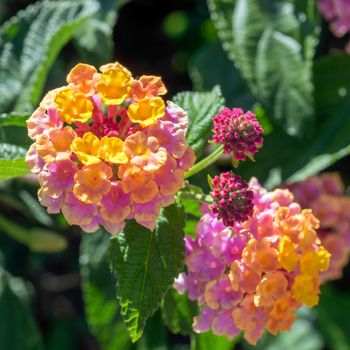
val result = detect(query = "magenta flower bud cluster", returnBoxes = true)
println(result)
[287,172,350,282]
[211,172,254,227]
[212,107,263,162]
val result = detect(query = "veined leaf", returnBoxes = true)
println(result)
[108,202,186,342]
[0,0,99,112]
[208,0,319,136]
[173,86,225,157]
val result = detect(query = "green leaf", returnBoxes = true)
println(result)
[173,86,225,157]
[189,41,253,109]
[0,113,29,127]
[80,230,134,350]
[313,53,350,119]
[108,202,186,342]
[0,267,44,350]
[74,0,129,66]
[191,332,240,350]
[208,0,319,136]
[0,213,67,253]
[239,95,350,187]
[316,286,350,350]
[0,158,29,181]
[162,288,198,336]
[0,0,99,112]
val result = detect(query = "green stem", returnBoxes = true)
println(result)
[185,145,224,179]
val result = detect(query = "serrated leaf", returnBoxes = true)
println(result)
[80,230,133,350]
[0,158,29,181]
[108,202,186,342]
[0,0,99,112]
[161,287,198,336]
[0,267,44,350]
[173,86,225,156]
[208,0,319,136]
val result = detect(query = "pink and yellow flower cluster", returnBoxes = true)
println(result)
[288,172,350,282]
[26,62,195,233]
[175,179,330,344]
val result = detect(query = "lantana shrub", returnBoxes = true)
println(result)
[24,62,332,345]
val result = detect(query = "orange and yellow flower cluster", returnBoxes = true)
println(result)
[288,172,350,281]
[175,178,330,344]
[26,62,195,233]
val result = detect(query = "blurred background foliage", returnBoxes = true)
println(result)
[1,0,350,349]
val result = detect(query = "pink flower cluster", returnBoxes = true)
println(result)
[25,62,195,234]
[175,179,330,344]
[287,172,350,281]
[211,172,254,227]
[318,0,350,52]
[212,108,263,165]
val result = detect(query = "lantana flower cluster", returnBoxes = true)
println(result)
[318,0,350,52]
[288,172,350,282]
[26,62,195,233]
[175,179,330,345]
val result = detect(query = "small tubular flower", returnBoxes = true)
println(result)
[127,97,166,127]
[25,61,195,234]
[212,107,263,165]
[287,172,350,281]
[211,172,254,227]
[54,88,93,123]
[175,180,330,345]
[97,66,131,104]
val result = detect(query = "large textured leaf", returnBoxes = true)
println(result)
[208,0,319,136]
[239,91,350,187]
[0,0,99,112]
[108,202,186,342]
[80,230,133,350]
[173,87,225,157]
[189,41,253,109]
[161,287,198,336]
[0,267,44,350]
[74,0,129,66]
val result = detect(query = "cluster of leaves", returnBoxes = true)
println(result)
[1,0,350,349]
